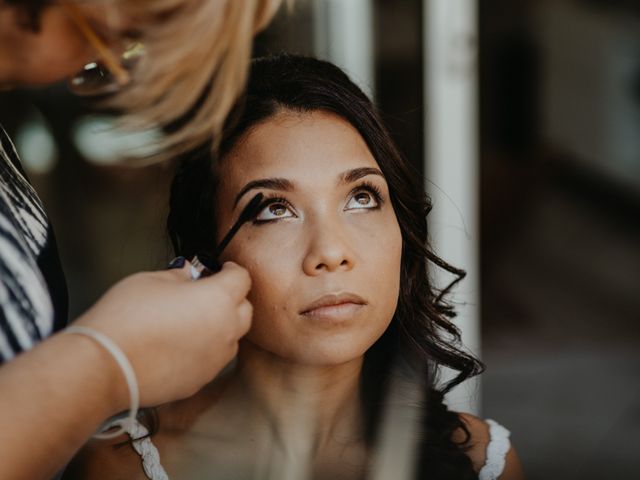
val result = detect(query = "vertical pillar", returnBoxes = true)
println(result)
[312,0,375,98]
[424,0,481,414]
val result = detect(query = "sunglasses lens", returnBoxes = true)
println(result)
[68,62,121,96]
[67,42,145,97]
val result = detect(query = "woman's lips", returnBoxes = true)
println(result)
[300,293,367,321]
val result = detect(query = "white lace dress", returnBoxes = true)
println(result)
[113,417,512,480]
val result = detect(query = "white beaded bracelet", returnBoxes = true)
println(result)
[65,325,140,439]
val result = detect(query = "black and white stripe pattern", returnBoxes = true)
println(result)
[0,126,54,362]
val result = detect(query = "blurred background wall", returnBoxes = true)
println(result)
[479,1,639,479]
[1,0,638,478]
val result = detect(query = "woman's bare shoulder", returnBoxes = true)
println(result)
[63,376,233,480]
[454,412,525,480]
[62,434,145,480]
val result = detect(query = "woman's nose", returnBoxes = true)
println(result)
[302,217,356,275]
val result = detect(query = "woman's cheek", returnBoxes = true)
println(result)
[241,248,290,301]
[372,215,402,294]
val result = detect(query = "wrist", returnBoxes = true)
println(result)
[64,325,140,438]
[54,329,131,416]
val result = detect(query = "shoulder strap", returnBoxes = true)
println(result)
[111,418,171,480]
[478,419,511,480]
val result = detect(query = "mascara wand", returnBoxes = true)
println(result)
[190,192,264,278]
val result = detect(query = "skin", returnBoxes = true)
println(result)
[0,3,256,479]
[66,111,524,479]
[0,2,126,87]
[214,109,404,474]
[218,110,403,367]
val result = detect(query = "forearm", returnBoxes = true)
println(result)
[0,331,126,480]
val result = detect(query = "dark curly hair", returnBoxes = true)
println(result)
[167,54,484,479]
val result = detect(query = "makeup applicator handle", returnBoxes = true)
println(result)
[188,193,265,280]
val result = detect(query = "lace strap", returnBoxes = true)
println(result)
[110,418,171,480]
[478,419,511,480]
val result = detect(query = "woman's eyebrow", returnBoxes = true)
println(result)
[233,168,382,208]
[339,167,384,184]
[234,178,294,207]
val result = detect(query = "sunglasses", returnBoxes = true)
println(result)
[62,0,144,96]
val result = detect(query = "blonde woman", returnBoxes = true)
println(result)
[0,1,283,479]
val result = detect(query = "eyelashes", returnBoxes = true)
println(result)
[352,181,384,207]
[253,196,295,223]
[251,181,385,225]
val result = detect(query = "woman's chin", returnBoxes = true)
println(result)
[275,342,371,368]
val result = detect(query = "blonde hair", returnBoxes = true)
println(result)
[106,0,286,162]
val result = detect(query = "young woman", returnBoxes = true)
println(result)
[65,55,525,480]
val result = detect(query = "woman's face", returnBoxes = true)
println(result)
[0,2,132,87]
[216,110,402,366]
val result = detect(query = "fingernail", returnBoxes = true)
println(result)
[168,256,186,269]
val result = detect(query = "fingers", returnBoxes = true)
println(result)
[166,258,251,299]
[167,256,187,270]
[204,261,251,301]
[236,299,253,336]
[167,258,213,283]
[169,260,253,332]
[165,257,193,280]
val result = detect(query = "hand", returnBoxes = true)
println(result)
[74,261,252,410]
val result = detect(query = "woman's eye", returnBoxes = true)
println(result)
[255,201,294,222]
[345,190,379,210]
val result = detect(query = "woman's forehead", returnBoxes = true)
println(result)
[223,110,378,182]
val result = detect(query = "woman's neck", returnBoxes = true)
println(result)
[233,340,365,455]
[156,340,369,479]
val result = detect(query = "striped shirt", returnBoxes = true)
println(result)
[0,125,67,363]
